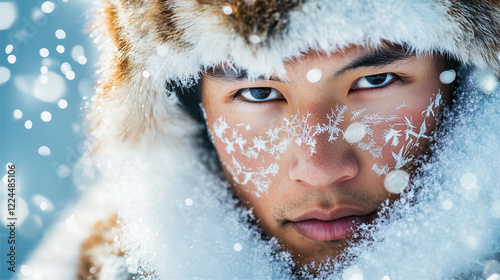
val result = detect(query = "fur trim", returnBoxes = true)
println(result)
[89,0,500,150]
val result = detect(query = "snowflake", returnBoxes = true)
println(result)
[252,137,268,152]
[213,116,229,139]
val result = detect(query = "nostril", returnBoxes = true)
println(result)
[288,148,359,188]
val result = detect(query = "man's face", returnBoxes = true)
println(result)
[201,45,450,267]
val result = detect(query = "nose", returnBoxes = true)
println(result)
[288,114,360,188]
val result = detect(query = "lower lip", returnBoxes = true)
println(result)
[291,214,374,242]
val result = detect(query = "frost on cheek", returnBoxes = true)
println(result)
[210,92,443,195]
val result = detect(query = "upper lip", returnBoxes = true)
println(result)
[287,207,376,223]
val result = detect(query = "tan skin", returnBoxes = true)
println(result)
[201,45,450,269]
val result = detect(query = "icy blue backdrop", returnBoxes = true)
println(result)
[0,1,96,278]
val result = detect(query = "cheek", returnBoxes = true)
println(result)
[207,114,281,194]
[367,91,444,174]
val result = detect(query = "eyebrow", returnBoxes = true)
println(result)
[333,46,415,78]
[204,45,415,82]
[204,67,285,83]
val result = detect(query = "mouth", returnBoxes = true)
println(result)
[286,208,377,242]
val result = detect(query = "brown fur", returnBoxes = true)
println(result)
[78,213,127,279]
[448,0,500,74]
[197,0,304,46]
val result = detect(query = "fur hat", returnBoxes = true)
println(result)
[90,0,500,152]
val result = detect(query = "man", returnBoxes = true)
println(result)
[25,1,499,279]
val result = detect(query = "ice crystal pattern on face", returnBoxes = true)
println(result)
[211,93,442,194]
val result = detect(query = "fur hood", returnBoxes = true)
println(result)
[24,1,500,279]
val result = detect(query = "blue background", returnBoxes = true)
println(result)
[1,0,96,278]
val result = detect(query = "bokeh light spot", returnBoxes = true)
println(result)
[71,45,85,62]
[222,6,233,15]
[55,29,66,39]
[7,54,16,64]
[249,34,262,44]
[185,198,194,206]
[77,55,87,65]
[25,120,33,129]
[0,66,12,84]
[491,200,500,218]
[41,111,52,122]
[439,69,456,84]
[442,199,453,210]
[306,68,322,83]
[344,122,367,144]
[41,1,55,13]
[41,66,48,74]
[460,172,477,190]
[384,170,410,194]
[61,62,71,74]
[58,99,68,109]
[5,44,13,54]
[38,146,51,156]
[39,48,49,58]
[233,243,242,251]
[20,265,32,276]
[13,109,23,119]
[65,70,75,80]
[56,45,65,53]
[142,70,150,78]
[33,71,66,102]
[0,2,18,30]
[56,164,71,179]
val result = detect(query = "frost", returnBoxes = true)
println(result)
[208,95,441,194]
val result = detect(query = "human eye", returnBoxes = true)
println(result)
[233,87,284,103]
[350,73,399,91]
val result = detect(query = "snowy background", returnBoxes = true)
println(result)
[0,1,96,278]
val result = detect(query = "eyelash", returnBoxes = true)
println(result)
[231,72,400,103]
[350,73,400,92]
[232,88,285,103]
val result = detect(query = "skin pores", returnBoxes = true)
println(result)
[201,46,450,268]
